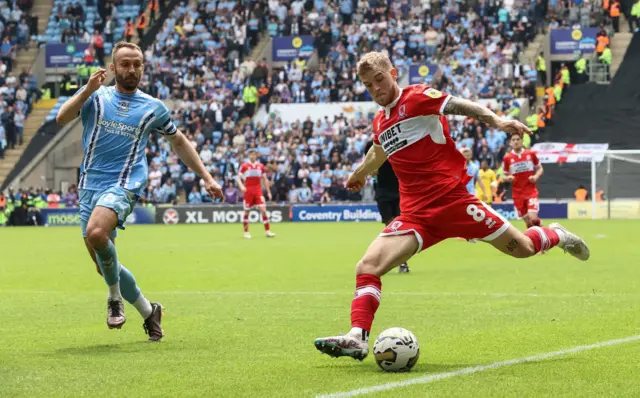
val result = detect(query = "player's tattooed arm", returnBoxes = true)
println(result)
[443,96,532,136]
[442,96,502,127]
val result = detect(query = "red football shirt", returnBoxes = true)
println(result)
[502,149,540,199]
[372,84,469,214]
[238,162,265,192]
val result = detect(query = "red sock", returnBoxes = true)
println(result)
[524,226,560,253]
[262,214,270,231]
[243,214,249,233]
[351,274,382,334]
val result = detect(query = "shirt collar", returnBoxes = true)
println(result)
[384,87,403,119]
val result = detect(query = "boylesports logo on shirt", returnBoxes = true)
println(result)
[97,117,141,139]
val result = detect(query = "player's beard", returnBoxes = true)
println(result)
[114,67,141,91]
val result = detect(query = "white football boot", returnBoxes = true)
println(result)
[244,232,252,239]
[314,332,369,361]
[549,223,590,261]
[265,230,276,238]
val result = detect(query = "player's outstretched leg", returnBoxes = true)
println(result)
[243,210,251,239]
[261,206,275,238]
[119,264,164,342]
[490,224,589,260]
[314,234,418,361]
[85,206,125,329]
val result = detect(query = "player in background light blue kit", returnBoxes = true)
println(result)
[56,42,223,341]
[461,147,487,199]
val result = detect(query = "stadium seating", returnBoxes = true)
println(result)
[42,0,142,56]
[44,97,68,123]
[0,3,40,162]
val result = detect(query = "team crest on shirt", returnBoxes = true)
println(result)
[423,88,442,99]
[398,104,406,119]
[117,100,130,113]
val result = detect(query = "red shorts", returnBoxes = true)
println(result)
[243,190,265,210]
[513,196,539,218]
[380,186,510,252]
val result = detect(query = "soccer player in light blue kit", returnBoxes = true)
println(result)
[461,147,487,199]
[56,42,223,341]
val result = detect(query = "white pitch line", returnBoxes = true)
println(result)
[316,334,640,398]
[0,289,636,298]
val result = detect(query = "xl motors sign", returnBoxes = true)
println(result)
[157,205,290,224]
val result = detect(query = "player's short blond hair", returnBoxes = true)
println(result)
[112,41,143,61]
[357,51,393,76]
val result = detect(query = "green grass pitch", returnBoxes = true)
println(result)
[1,220,639,397]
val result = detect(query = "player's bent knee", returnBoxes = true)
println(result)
[86,225,110,249]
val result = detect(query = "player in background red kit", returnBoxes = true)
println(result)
[314,51,590,361]
[502,133,544,228]
[236,149,276,239]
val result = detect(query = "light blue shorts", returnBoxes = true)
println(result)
[79,187,137,238]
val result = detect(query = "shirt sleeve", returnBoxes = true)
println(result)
[152,100,177,136]
[372,114,382,145]
[531,151,540,166]
[503,156,511,174]
[414,85,451,116]
[75,85,97,119]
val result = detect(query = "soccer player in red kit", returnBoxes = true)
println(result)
[314,51,590,361]
[236,149,275,239]
[502,133,544,228]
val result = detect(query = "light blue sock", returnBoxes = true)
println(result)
[118,263,141,304]
[95,240,120,286]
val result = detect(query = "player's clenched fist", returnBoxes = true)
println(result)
[87,69,107,93]
[345,172,366,192]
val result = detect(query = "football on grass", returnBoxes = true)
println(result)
[373,327,420,372]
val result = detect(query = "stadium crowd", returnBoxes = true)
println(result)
[2,0,623,217]
[132,0,554,205]
[266,0,544,104]
[0,0,41,161]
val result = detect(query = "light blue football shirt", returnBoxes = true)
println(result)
[76,86,177,196]
[465,161,480,195]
